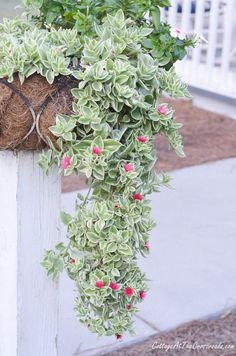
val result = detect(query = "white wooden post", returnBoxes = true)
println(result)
[0,151,60,356]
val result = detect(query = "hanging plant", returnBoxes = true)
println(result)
[0,1,198,339]
[40,11,193,337]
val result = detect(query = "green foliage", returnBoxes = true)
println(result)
[0,18,81,83]
[23,0,196,70]
[143,22,196,70]
[41,246,65,279]
[0,5,193,338]
[23,0,170,29]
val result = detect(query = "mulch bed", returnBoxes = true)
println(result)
[102,310,236,356]
[62,100,236,193]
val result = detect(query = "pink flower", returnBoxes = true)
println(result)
[109,282,119,291]
[95,280,104,289]
[116,334,123,340]
[126,304,132,310]
[132,193,143,201]
[124,287,134,297]
[139,290,146,300]
[60,156,71,170]
[137,135,147,143]
[170,27,185,40]
[92,146,102,155]
[124,163,134,173]
[144,242,150,251]
[157,105,169,116]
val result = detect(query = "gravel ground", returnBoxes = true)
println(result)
[62,100,236,192]
[102,310,236,356]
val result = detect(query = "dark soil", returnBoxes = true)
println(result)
[62,100,236,192]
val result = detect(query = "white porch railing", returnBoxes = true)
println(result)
[161,0,236,99]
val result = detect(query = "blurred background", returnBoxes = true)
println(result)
[0,0,21,18]
[161,0,236,118]
[1,1,236,355]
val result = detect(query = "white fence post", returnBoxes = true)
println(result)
[0,151,60,356]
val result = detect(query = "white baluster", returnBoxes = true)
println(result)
[181,0,192,33]
[206,0,220,83]
[221,0,235,90]
[168,0,178,27]
[193,0,205,67]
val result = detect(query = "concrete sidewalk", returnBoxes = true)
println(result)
[58,158,236,356]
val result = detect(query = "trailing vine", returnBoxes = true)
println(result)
[0,1,197,339]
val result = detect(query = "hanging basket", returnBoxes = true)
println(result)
[0,74,77,150]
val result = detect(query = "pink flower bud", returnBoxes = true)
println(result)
[69,258,76,264]
[126,304,132,310]
[109,282,119,291]
[60,156,71,170]
[92,146,102,155]
[95,280,104,289]
[124,163,134,173]
[139,290,146,299]
[137,135,147,143]
[157,105,169,116]
[132,193,143,201]
[116,334,123,340]
[144,242,150,251]
[124,287,134,297]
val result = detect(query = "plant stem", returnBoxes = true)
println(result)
[82,183,92,207]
